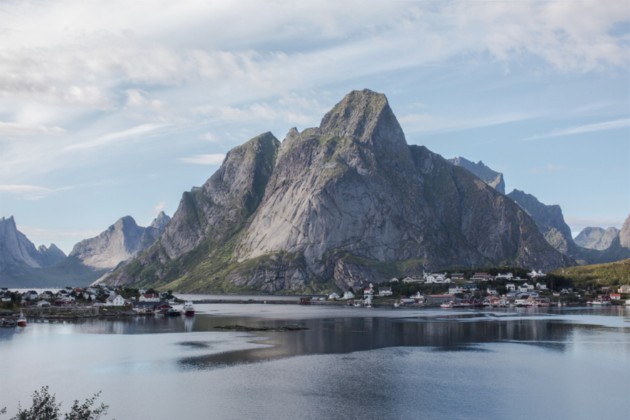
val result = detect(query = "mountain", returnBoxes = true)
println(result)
[506,191,630,264]
[70,213,170,270]
[506,189,576,256]
[105,89,570,293]
[450,157,505,194]
[0,216,69,287]
[574,227,620,250]
[0,216,66,271]
[619,214,630,248]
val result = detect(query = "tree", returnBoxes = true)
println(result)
[8,386,108,420]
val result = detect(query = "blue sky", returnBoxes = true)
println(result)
[1,0,628,253]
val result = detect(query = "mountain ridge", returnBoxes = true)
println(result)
[105,89,571,292]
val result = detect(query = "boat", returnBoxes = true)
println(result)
[164,308,182,317]
[16,313,27,327]
[440,301,454,309]
[183,301,195,317]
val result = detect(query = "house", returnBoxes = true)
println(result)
[536,283,547,291]
[470,272,493,282]
[403,276,423,284]
[496,272,513,280]
[139,293,160,303]
[506,283,516,292]
[377,288,393,297]
[342,291,355,300]
[449,285,464,294]
[610,293,621,301]
[618,285,630,294]
[528,269,546,279]
[486,288,498,295]
[328,292,340,300]
[106,295,126,306]
[450,272,465,281]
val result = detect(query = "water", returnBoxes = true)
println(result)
[0,304,628,419]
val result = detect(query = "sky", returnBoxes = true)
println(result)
[1,0,628,254]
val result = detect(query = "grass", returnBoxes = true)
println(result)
[552,258,630,287]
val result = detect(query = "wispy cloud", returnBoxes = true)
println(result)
[179,154,226,165]
[0,184,70,200]
[401,113,534,134]
[522,118,630,141]
[65,123,171,151]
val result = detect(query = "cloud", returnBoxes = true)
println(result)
[0,121,65,137]
[0,184,72,200]
[179,154,226,165]
[522,118,630,141]
[65,123,171,151]
[153,201,166,214]
[400,112,534,134]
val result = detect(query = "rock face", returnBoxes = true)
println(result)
[0,216,66,271]
[619,214,630,248]
[507,189,576,255]
[0,216,71,287]
[106,89,571,292]
[70,213,170,270]
[450,157,505,194]
[575,227,620,250]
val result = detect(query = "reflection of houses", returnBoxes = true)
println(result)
[426,294,455,305]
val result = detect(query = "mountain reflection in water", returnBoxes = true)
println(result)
[177,314,577,369]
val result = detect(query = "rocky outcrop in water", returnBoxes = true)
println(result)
[105,89,571,292]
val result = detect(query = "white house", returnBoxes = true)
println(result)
[106,295,126,306]
[449,285,464,294]
[496,272,513,280]
[342,291,355,300]
[139,293,160,303]
[618,285,630,294]
[378,288,393,297]
[536,283,548,291]
[506,283,516,292]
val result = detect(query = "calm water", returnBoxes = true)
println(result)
[0,304,628,419]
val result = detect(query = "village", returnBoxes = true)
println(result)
[2,268,630,325]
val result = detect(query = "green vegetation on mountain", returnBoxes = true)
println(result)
[552,258,630,287]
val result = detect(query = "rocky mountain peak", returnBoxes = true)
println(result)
[150,211,171,231]
[319,89,408,154]
[450,157,505,194]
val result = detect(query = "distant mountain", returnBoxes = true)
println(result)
[70,212,170,270]
[450,157,505,194]
[620,214,630,248]
[106,89,570,293]
[574,227,620,250]
[507,189,576,256]
[0,213,170,288]
[0,216,70,287]
[0,216,66,271]
[506,191,630,265]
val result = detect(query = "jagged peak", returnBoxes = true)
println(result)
[319,89,405,145]
[150,211,171,230]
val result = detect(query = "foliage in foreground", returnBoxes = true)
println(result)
[2,386,108,420]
